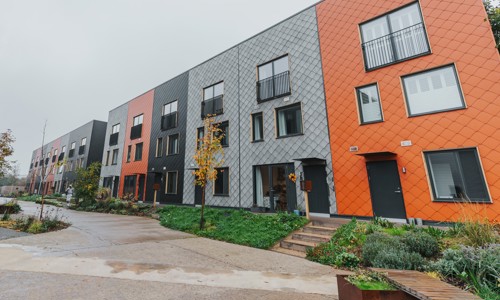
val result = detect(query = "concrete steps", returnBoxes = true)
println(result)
[272,218,339,258]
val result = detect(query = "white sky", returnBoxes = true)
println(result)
[0,0,319,175]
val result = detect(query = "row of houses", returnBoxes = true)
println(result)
[26,0,500,223]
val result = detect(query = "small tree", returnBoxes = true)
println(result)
[193,115,225,229]
[484,0,500,51]
[73,162,101,207]
[0,129,15,179]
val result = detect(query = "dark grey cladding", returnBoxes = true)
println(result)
[146,72,189,204]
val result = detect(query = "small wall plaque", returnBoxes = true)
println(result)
[349,146,359,152]
[401,140,412,147]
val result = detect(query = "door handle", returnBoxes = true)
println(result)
[394,190,401,193]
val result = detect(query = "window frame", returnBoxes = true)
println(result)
[423,147,491,203]
[257,54,290,81]
[112,123,120,134]
[167,134,179,155]
[70,142,76,150]
[105,150,110,166]
[401,63,466,117]
[359,1,431,71]
[214,121,229,147]
[156,137,163,158]
[213,167,229,196]
[134,143,143,161]
[251,112,264,142]
[111,149,119,165]
[162,100,178,130]
[126,145,132,163]
[256,54,291,103]
[203,81,224,101]
[133,114,144,126]
[355,83,384,125]
[165,171,178,195]
[81,137,87,146]
[275,103,304,139]
[196,127,204,150]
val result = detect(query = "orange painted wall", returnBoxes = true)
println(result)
[119,90,155,199]
[316,0,500,221]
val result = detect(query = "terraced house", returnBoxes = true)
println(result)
[27,0,500,223]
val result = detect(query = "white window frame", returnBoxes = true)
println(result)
[133,114,143,126]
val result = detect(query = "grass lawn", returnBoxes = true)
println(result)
[158,205,308,249]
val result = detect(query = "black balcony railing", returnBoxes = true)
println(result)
[30,163,34,169]
[130,124,142,140]
[201,95,224,119]
[58,153,65,161]
[362,23,430,71]
[78,145,85,155]
[45,158,49,165]
[52,155,56,163]
[256,71,291,102]
[69,149,75,158]
[109,132,119,146]
[161,113,177,130]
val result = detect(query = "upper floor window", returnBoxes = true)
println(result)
[424,148,490,203]
[360,2,430,71]
[81,138,87,146]
[135,143,143,161]
[402,64,465,117]
[167,134,179,155]
[69,142,76,158]
[131,114,143,140]
[162,100,178,130]
[79,138,87,155]
[112,124,120,134]
[71,142,76,150]
[202,82,224,118]
[276,103,303,138]
[111,149,119,165]
[126,145,132,162]
[197,127,204,150]
[257,55,291,102]
[133,114,143,126]
[215,121,228,147]
[252,113,264,142]
[110,123,120,146]
[61,146,66,153]
[156,137,163,158]
[356,83,383,124]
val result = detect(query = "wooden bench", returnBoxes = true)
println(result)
[372,269,481,300]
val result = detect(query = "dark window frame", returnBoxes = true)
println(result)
[202,81,224,118]
[126,145,132,163]
[111,149,119,165]
[256,54,291,103]
[196,127,204,150]
[424,147,491,203]
[359,1,431,72]
[134,143,143,161]
[213,167,229,196]
[401,63,466,117]
[214,121,229,147]
[355,82,384,125]
[162,100,178,130]
[156,137,163,158]
[275,102,304,139]
[167,134,179,156]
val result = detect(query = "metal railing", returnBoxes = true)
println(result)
[109,132,119,146]
[256,71,291,102]
[161,113,177,130]
[362,23,430,71]
[201,95,223,118]
[130,124,142,140]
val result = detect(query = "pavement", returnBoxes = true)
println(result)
[0,199,345,299]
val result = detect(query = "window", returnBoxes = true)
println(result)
[71,142,76,150]
[156,138,163,157]
[252,113,264,142]
[135,143,143,161]
[202,82,224,118]
[79,138,86,155]
[214,167,229,196]
[54,149,58,156]
[165,171,178,194]
[360,2,430,70]
[257,55,290,102]
[162,100,178,130]
[61,146,66,153]
[126,145,132,162]
[276,103,303,137]
[112,124,120,134]
[197,127,204,150]
[215,121,228,147]
[424,148,490,203]
[133,114,143,126]
[112,149,119,165]
[123,175,136,196]
[356,84,383,124]
[402,65,465,116]
[167,134,179,155]
[81,138,87,146]
[105,151,110,166]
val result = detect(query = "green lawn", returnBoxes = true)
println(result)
[158,205,308,249]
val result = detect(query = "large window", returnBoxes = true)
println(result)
[110,124,120,146]
[425,148,490,203]
[257,55,290,102]
[135,143,143,161]
[356,84,383,124]
[402,65,465,116]
[252,113,263,142]
[162,100,178,130]
[167,134,179,155]
[360,2,430,71]
[165,171,178,194]
[112,124,120,134]
[215,121,228,147]
[276,103,303,138]
[156,137,163,157]
[202,82,224,118]
[214,167,229,196]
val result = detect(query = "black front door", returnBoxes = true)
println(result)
[137,174,145,201]
[303,165,330,214]
[112,176,119,198]
[366,160,407,219]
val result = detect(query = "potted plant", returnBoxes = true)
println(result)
[337,270,416,300]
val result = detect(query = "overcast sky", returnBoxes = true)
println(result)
[0,0,319,176]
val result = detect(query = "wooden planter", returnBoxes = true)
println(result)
[337,275,417,300]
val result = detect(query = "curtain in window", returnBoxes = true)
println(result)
[255,167,264,207]
[278,110,287,136]
[253,116,262,141]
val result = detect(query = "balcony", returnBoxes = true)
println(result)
[362,23,430,71]
[201,95,223,119]
[52,155,56,163]
[45,158,49,165]
[58,153,65,161]
[109,132,119,146]
[256,71,291,102]
[130,124,142,140]
[69,149,75,158]
[78,145,85,155]
[161,113,177,131]
[30,163,33,169]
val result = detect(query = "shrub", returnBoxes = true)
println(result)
[422,226,447,240]
[373,249,427,271]
[2,213,10,221]
[362,232,404,265]
[460,220,499,247]
[372,216,394,228]
[433,245,500,296]
[401,231,439,258]
[27,220,44,233]
[335,252,360,269]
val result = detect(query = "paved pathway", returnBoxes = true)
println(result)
[0,199,344,299]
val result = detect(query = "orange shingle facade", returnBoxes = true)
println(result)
[316,0,500,222]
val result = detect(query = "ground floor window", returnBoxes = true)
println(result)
[424,148,490,203]
[123,175,136,197]
[254,164,291,211]
[165,171,178,194]
[214,167,229,196]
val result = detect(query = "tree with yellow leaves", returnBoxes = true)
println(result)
[193,115,225,229]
